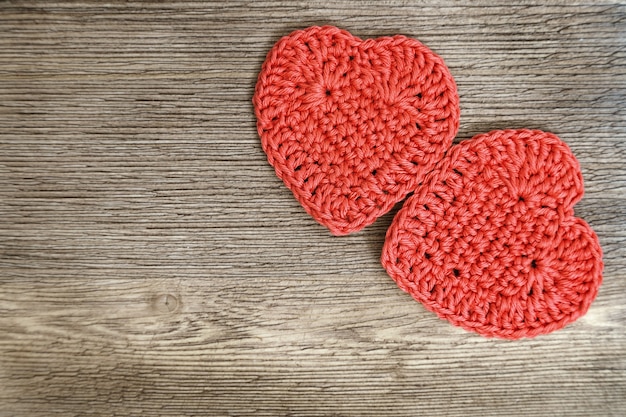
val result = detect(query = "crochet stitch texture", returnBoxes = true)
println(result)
[254,26,460,235]
[381,129,603,339]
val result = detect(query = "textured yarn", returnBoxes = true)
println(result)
[381,129,603,339]
[253,26,460,235]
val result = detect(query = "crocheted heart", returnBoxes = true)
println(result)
[382,129,603,339]
[253,26,459,235]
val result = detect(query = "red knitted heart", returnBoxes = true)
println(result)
[253,26,459,235]
[382,129,603,339]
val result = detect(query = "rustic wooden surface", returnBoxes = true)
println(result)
[1,1,625,416]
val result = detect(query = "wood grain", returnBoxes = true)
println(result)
[1,1,625,416]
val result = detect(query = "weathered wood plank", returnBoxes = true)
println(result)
[1,1,625,416]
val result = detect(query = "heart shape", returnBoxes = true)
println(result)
[382,129,603,339]
[253,26,459,235]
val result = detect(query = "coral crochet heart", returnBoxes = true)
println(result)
[253,26,459,235]
[382,129,603,339]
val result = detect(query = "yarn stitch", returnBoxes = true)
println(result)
[253,26,460,235]
[382,129,603,339]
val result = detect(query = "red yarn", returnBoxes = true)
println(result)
[253,26,460,235]
[382,129,603,339]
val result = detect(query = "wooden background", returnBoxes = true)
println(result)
[1,1,625,416]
